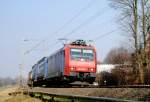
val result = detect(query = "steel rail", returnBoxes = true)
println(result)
[23,91,138,102]
[98,85,150,88]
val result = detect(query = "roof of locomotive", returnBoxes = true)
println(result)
[65,39,95,49]
[65,44,95,49]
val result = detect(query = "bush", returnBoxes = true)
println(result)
[96,71,118,86]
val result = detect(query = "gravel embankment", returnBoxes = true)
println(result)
[30,87,150,101]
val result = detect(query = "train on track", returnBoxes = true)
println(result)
[28,40,97,87]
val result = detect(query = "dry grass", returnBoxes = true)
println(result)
[0,86,41,102]
[5,94,41,102]
[0,86,18,102]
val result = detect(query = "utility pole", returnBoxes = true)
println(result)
[19,64,23,87]
[19,39,26,89]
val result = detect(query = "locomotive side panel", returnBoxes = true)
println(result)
[64,47,70,76]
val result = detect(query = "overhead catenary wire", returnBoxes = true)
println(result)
[45,6,111,51]
[62,6,110,38]
[53,0,95,34]
[72,13,120,38]
[45,6,110,50]
[90,13,127,42]
[92,27,121,42]
[25,3,114,55]
[26,5,110,55]
[24,0,95,55]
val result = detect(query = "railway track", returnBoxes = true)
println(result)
[98,85,150,88]
[68,83,150,88]
[23,90,137,102]
[8,85,149,101]
[30,83,150,88]
[28,81,150,88]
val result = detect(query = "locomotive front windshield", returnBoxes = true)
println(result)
[70,48,94,61]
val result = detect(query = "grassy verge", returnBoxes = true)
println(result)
[5,94,42,102]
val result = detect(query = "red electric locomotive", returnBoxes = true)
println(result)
[63,40,97,83]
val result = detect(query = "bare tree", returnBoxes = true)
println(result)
[110,0,139,51]
[104,47,131,64]
[109,0,150,84]
[140,0,150,49]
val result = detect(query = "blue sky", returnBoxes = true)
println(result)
[0,0,122,77]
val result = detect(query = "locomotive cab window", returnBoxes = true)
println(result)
[82,49,94,61]
[70,48,82,60]
[70,48,94,61]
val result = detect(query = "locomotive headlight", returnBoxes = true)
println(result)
[90,68,94,71]
[70,67,74,71]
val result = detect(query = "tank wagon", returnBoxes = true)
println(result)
[28,40,97,87]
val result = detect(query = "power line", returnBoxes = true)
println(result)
[24,0,95,54]
[62,6,109,38]
[45,28,120,55]
[24,40,45,55]
[72,13,119,38]
[45,6,110,51]
[53,0,95,34]
[90,13,130,42]
[25,2,111,54]
[92,27,121,42]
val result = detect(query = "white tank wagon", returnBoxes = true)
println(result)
[96,64,117,73]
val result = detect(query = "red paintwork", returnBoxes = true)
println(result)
[64,46,70,75]
[63,45,97,76]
